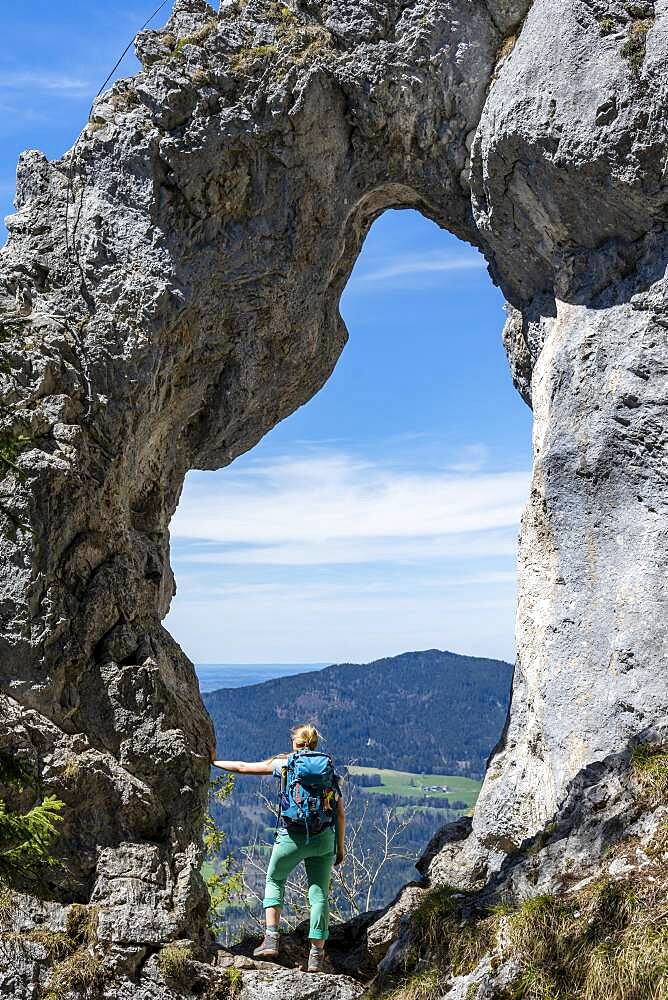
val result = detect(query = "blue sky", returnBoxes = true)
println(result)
[1,2,533,665]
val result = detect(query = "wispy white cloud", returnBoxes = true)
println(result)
[167,448,526,661]
[351,250,485,285]
[166,570,519,663]
[0,70,93,99]
[444,443,489,474]
[170,451,529,566]
[0,100,50,122]
[172,571,518,602]
[172,532,519,567]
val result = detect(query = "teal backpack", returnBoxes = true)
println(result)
[276,749,341,842]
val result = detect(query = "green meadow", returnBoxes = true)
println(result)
[347,766,482,810]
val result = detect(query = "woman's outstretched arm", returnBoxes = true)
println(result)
[212,754,287,775]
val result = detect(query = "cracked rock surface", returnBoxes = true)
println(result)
[0,0,666,996]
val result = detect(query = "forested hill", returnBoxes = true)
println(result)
[203,649,513,778]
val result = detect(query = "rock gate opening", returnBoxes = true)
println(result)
[166,206,532,934]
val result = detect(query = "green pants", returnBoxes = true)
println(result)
[262,826,335,940]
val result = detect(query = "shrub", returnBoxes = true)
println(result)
[496,33,517,65]
[22,928,78,961]
[230,43,278,72]
[0,886,15,927]
[110,88,141,112]
[498,875,667,1000]
[0,428,31,473]
[267,1,296,24]
[630,742,668,805]
[159,942,194,986]
[45,950,107,994]
[192,67,214,86]
[382,969,445,1000]
[203,775,244,936]
[620,18,652,77]
[645,819,668,858]
[207,966,243,999]
[0,322,32,478]
[66,903,98,947]
[172,19,219,59]
[0,752,64,892]
[61,758,80,785]
[410,884,492,976]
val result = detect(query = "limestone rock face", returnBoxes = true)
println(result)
[464,0,668,871]
[472,0,668,306]
[0,0,666,996]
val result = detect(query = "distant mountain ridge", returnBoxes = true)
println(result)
[204,649,513,778]
[195,663,327,692]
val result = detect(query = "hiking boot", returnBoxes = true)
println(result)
[307,945,325,973]
[253,929,280,959]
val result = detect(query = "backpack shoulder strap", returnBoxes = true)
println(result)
[273,754,291,837]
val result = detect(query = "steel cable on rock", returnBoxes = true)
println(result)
[64,0,173,288]
[61,0,174,415]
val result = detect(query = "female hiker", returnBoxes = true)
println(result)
[212,723,346,974]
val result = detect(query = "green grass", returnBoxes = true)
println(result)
[620,18,652,77]
[41,950,107,996]
[0,887,14,927]
[208,967,243,999]
[378,862,668,1000]
[348,766,482,810]
[396,804,464,817]
[371,885,491,998]
[381,968,445,1000]
[496,876,668,1000]
[630,742,668,806]
[159,942,193,986]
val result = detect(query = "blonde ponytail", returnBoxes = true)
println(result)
[290,723,320,750]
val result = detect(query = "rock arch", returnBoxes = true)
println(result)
[0,0,665,978]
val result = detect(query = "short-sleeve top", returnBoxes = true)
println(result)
[271,756,340,835]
